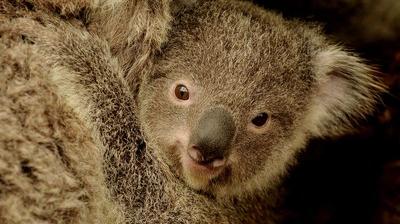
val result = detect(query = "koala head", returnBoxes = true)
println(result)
[138,0,385,198]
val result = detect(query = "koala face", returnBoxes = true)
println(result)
[138,0,384,198]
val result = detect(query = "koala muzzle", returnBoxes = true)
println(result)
[189,107,235,165]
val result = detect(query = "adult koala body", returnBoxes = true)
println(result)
[0,0,385,224]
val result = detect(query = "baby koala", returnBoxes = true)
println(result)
[138,0,385,200]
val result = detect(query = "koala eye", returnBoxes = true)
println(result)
[251,113,269,127]
[175,84,190,100]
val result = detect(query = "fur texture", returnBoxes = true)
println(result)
[0,0,386,223]
[0,16,122,224]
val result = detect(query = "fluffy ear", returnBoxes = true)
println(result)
[90,0,197,96]
[307,46,386,137]
[90,0,172,91]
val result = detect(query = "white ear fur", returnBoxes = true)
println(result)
[306,46,385,137]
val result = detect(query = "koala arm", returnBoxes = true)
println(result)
[0,19,124,224]
[0,1,165,223]
[88,0,172,95]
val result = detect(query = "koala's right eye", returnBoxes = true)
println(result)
[251,113,269,127]
[175,84,190,100]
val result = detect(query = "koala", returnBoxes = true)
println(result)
[138,0,386,198]
[0,0,170,223]
[0,0,385,223]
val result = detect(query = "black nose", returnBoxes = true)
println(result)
[189,107,235,164]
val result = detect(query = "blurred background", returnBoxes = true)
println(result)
[252,1,400,223]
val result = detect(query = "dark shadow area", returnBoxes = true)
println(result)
[252,1,400,223]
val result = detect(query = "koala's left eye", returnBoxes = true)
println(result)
[175,84,190,100]
[251,113,269,127]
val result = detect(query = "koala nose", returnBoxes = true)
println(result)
[189,107,235,165]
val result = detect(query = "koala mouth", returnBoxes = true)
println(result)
[179,147,228,189]
[182,147,227,174]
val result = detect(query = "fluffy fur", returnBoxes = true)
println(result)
[0,0,386,223]
[0,16,122,224]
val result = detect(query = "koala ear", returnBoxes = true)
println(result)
[307,46,386,137]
